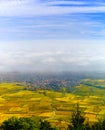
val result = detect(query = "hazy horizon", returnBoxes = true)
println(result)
[0,0,105,72]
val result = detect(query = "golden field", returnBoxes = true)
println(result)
[0,80,105,123]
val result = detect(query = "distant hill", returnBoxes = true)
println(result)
[73,79,105,96]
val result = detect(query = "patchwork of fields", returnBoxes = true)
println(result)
[0,80,105,124]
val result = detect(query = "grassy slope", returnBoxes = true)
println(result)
[0,80,105,124]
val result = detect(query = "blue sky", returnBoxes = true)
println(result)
[0,0,105,72]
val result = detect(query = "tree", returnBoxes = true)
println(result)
[40,120,56,130]
[1,117,21,130]
[1,116,40,130]
[1,116,57,130]
[70,104,85,130]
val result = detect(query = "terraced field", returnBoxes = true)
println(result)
[0,80,105,124]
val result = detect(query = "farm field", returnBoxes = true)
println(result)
[0,80,105,124]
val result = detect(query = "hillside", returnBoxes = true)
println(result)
[0,80,105,124]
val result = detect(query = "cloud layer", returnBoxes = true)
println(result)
[0,41,105,72]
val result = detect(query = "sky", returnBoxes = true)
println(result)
[0,0,105,72]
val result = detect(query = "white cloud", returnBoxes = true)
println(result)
[42,57,56,64]
[0,0,105,16]
[0,40,105,72]
[47,1,86,5]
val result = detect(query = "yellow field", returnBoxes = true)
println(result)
[0,81,105,123]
